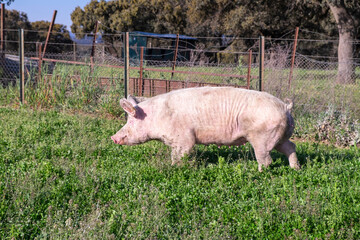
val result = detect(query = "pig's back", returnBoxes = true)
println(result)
[143,87,288,145]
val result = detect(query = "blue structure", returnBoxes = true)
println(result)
[128,31,197,63]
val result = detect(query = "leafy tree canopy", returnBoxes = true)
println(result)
[71,0,339,39]
[31,21,72,52]
[0,0,14,6]
[4,9,72,53]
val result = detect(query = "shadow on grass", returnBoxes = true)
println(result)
[190,142,359,170]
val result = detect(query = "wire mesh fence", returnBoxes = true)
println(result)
[262,50,360,118]
[0,29,359,118]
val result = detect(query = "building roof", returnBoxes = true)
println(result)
[131,31,197,40]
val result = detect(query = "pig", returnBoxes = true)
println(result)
[111,87,300,171]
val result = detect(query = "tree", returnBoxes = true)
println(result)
[71,0,187,41]
[184,0,335,54]
[4,9,34,51]
[31,21,73,53]
[70,0,360,80]
[326,0,359,84]
[0,0,14,6]
[70,0,188,56]
[2,9,72,53]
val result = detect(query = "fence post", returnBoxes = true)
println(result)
[42,10,57,59]
[90,21,99,72]
[259,36,264,91]
[19,29,25,104]
[139,46,144,96]
[38,42,42,82]
[246,50,252,89]
[289,27,299,89]
[1,3,5,60]
[171,33,179,79]
[73,41,76,61]
[124,32,129,98]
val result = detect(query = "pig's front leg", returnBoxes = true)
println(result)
[170,145,193,165]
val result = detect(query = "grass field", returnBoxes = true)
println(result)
[1,107,359,239]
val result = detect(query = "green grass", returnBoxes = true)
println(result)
[1,107,359,239]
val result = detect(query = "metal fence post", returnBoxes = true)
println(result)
[1,3,5,59]
[171,33,179,79]
[42,10,57,59]
[90,21,99,72]
[139,46,144,96]
[246,50,252,89]
[38,42,42,83]
[19,29,25,104]
[73,41,76,61]
[124,32,129,98]
[259,36,264,91]
[289,27,299,89]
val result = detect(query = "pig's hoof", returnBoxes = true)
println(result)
[291,164,301,170]
[171,160,181,166]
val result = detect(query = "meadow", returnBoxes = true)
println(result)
[1,107,359,239]
[0,61,359,238]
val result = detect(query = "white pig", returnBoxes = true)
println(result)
[111,87,300,171]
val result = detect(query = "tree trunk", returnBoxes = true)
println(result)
[328,2,356,84]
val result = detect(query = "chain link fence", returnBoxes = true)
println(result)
[263,51,359,118]
[0,29,359,119]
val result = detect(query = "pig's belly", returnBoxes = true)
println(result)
[194,127,247,146]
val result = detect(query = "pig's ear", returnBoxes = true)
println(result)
[127,95,139,106]
[120,98,137,117]
[127,95,148,104]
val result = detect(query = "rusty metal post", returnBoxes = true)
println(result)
[19,29,25,104]
[124,32,129,98]
[42,10,57,59]
[171,34,179,79]
[139,46,144,96]
[90,21,99,71]
[259,36,264,91]
[1,3,5,59]
[246,50,252,89]
[289,27,299,89]
[38,42,42,82]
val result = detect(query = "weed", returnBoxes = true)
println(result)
[316,105,359,147]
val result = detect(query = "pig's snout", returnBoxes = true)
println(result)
[111,135,125,145]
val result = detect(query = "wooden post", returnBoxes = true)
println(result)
[171,34,179,79]
[90,21,99,71]
[1,3,5,58]
[289,27,299,89]
[19,29,25,104]
[246,50,252,89]
[139,46,144,96]
[124,32,129,98]
[42,10,57,59]
[38,42,42,82]
[259,36,264,91]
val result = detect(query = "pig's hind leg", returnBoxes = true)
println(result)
[275,140,300,170]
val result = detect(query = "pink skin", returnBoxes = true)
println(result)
[111,88,300,171]
[111,98,149,146]
[111,135,125,145]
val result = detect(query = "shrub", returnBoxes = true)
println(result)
[316,105,359,147]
